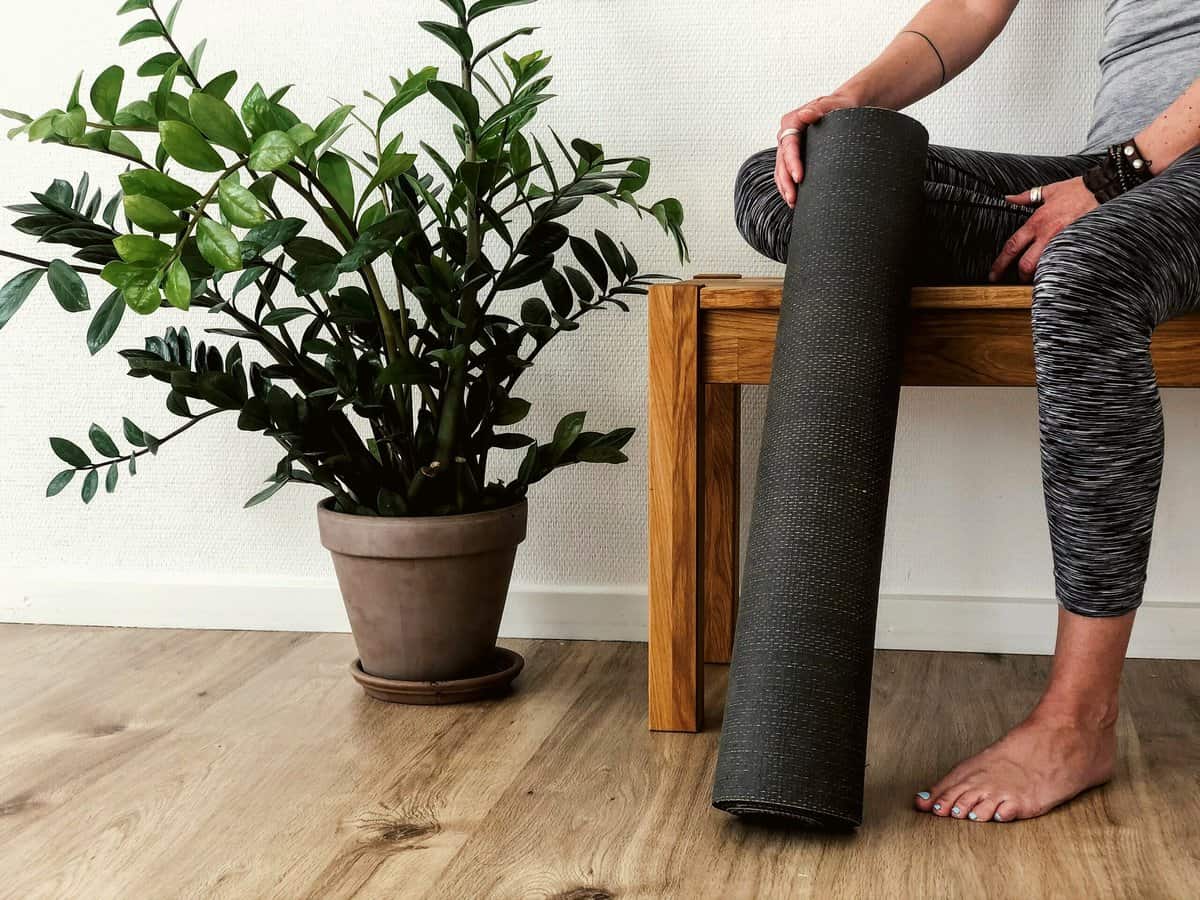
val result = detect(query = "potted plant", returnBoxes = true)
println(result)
[0,0,687,700]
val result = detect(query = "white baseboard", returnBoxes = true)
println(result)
[1,573,1196,659]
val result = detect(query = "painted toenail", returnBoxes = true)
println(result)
[933,803,942,811]
[917,791,930,800]
[993,813,1003,822]
[951,806,961,816]
[968,812,978,821]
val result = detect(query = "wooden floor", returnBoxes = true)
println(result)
[1,626,1197,900]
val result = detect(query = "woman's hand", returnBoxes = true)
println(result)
[775,92,862,207]
[989,177,1099,283]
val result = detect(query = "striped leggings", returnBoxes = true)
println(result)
[734,141,1200,617]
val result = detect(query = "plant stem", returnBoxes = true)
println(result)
[432,58,482,484]
[149,1,202,88]
[70,409,226,471]
[0,250,103,275]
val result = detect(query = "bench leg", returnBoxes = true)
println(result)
[703,383,740,664]
[648,283,703,732]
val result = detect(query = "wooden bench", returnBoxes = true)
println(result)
[646,275,1200,732]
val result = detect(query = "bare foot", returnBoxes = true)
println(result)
[912,710,1117,823]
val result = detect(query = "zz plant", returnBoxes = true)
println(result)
[0,0,687,516]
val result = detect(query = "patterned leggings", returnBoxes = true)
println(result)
[734,142,1200,617]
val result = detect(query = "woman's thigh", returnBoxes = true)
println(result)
[733,142,1099,284]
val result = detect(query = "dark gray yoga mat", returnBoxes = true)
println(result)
[711,107,929,829]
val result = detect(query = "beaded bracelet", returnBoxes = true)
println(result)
[1082,139,1154,203]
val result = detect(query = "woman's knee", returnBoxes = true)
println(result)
[1031,219,1154,349]
[734,147,791,263]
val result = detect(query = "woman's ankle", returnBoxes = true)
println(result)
[1028,692,1120,732]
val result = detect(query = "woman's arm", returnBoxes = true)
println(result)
[776,0,1020,206]
[1136,77,1200,173]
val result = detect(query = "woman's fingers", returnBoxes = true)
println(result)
[778,103,825,185]
[1017,236,1050,282]
[989,221,1038,282]
[774,150,796,207]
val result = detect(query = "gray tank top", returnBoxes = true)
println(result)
[1084,0,1200,153]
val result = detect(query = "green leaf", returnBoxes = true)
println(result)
[419,21,474,61]
[50,437,91,467]
[314,104,354,148]
[242,217,304,256]
[570,236,608,291]
[551,410,586,457]
[188,39,208,78]
[518,299,550,335]
[123,194,186,232]
[122,418,147,446]
[248,130,297,172]
[87,290,125,354]
[114,235,173,266]
[285,237,342,264]
[165,259,192,310]
[119,19,164,45]
[361,152,417,200]
[46,261,89,312]
[317,152,353,216]
[137,52,182,78]
[620,157,650,193]
[378,67,437,128]
[89,423,120,458]
[0,269,45,331]
[159,120,225,172]
[427,80,479,134]
[119,169,201,209]
[81,469,99,504]
[577,445,628,464]
[467,0,537,20]
[203,70,238,101]
[196,218,243,271]
[51,107,86,142]
[188,91,251,154]
[218,176,265,227]
[90,65,124,122]
[123,272,163,315]
[117,0,152,12]
[286,122,317,149]
[493,397,531,426]
[164,0,183,33]
[261,307,311,326]
[105,462,120,493]
[244,479,286,508]
[46,469,75,497]
[594,230,627,282]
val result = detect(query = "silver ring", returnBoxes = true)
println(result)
[777,127,801,144]
[1029,185,1044,206]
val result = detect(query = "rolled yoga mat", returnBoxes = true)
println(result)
[711,107,929,829]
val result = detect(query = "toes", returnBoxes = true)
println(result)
[952,789,986,821]
[913,789,936,811]
[993,799,1019,823]
[931,783,967,817]
[968,795,1000,823]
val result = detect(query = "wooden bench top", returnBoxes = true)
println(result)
[664,275,1200,388]
[690,276,1033,311]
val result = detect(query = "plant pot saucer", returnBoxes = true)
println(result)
[350,646,525,705]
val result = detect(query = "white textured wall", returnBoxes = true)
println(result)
[2,1,1198,640]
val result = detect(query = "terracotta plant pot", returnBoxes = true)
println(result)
[317,498,528,683]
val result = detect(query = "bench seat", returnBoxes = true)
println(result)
[646,276,1200,732]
